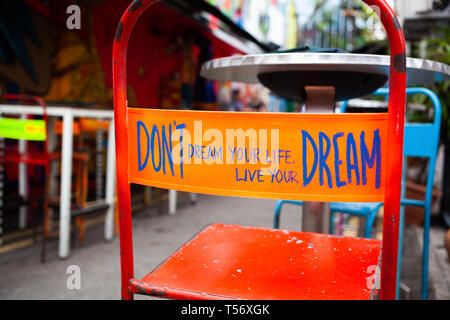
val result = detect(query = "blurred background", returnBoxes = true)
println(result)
[0,0,449,300]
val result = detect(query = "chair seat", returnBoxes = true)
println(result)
[330,202,383,216]
[129,223,381,300]
[0,150,61,165]
[0,151,88,165]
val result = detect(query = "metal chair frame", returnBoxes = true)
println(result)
[0,94,52,262]
[335,87,442,300]
[113,0,406,300]
[275,87,442,300]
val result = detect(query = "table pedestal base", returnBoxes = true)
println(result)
[301,86,335,234]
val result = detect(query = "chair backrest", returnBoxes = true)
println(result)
[0,94,49,154]
[113,0,406,300]
[341,87,442,205]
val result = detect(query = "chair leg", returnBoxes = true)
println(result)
[421,206,431,300]
[396,206,405,299]
[273,200,284,229]
[364,211,378,239]
[32,201,38,244]
[41,165,50,263]
[74,217,79,247]
[74,161,81,205]
[329,211,335,235]
[364,219,371,238]
[41,210,47,263]
[73,158,88,247]
[78,160,88,246]
[71,220,77,249]
[78,216,86,245]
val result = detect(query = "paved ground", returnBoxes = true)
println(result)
[0,193,449,300]
[427,223,450,299]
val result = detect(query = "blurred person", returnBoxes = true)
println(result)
[248,95,264,112]
[230,88,244,112]
[217,83,231,111]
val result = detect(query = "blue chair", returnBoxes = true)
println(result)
[273,200,303,228]
[273,87,442,300]
[329,202,383,238]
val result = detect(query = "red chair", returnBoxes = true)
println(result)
[0,94,57,262]
[1,96,108,258]
[113,0,406,300]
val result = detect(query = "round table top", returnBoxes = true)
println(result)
[201,53,450,101]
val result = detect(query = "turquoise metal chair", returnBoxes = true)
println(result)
[273,87,442,300]
[273,200,303,228]
[329,202,383,237]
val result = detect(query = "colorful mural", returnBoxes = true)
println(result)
[0,0,53,94]
[1,0,243,109]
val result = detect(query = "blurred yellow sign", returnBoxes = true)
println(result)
[0,118,46,141]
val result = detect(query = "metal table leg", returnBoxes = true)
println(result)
[169,190,177,215]
[58,111,74,258]
[302,86,335,233]
[105,121,116,241]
